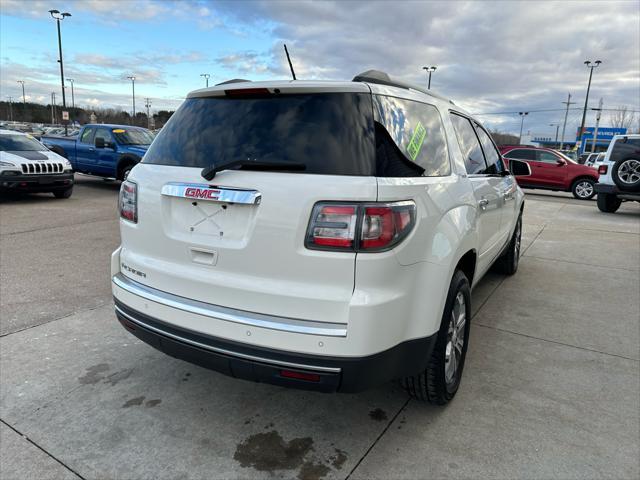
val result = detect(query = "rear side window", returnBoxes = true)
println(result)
[80,127,95,144]
[373,95,450,177]
[504,148,536,161]
[537,151,560,163]
[449,113,486,174]
[473,124,504,174]
[610,138,640,163]
[143,93,376,176]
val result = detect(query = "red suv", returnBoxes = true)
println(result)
[499,146,599,200]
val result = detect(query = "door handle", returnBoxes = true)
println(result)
[88,147,95,152]
[478,198,489,210]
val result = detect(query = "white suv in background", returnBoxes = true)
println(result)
[111,71,530,405]
[595,134,640,213]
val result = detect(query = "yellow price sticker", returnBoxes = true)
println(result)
[112,129,126,133]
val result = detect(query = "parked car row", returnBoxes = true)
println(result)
[1,124,154,198]
[500,145,599,199]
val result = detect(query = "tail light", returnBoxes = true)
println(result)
[119,180,137,223]
[306,201,415,252]
[598,165,608,175]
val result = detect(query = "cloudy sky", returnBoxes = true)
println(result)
[1,0,639,140]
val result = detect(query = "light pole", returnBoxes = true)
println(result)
[51,92,56,124]
[66,78,75,109]
[49,9,71,135]
[6,97,13,122]
[549,123,560,145]
[127,75,136,125]
[590,98,603,153]
[200,73,210,88]
[578,60,602,153]
[422,66,437,90]
[518,112,529,144]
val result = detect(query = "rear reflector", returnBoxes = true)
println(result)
[598,165,608,175]
[306,201,416,252]
[119,180,138,223]
[280,370,321,382]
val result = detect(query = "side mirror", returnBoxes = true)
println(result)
[556,159,567,166]
[95,137,105,148]
[509,159,531,176]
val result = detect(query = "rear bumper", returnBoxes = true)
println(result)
[0,172,74,192]
[595,183,640,199]
[114,299,437,393]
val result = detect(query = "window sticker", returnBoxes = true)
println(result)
[407,121,426,161]
[112,129,126,133]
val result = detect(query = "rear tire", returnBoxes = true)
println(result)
[402,270,471,405]
[612,158,640,192]
[597,193,621,213]
[493,214,522,275]
[571,178,596,200]
[53,187,73,199]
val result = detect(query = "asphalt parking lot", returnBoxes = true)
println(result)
[1,176,639,480]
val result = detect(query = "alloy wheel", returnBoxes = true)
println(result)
[618,159,640,185]
[445,292,466,385]
[513,218,521,269]
[575,181,594,199]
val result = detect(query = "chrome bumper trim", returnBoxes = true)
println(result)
[114,305,341,373]
[112,273,347,337]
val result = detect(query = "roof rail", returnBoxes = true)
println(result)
[352,70,453,104]
[215,78,252,86]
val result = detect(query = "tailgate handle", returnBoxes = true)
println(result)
[162,183,261,205]
[189,247,218,266]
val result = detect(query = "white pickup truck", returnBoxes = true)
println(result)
[0,130,74,198]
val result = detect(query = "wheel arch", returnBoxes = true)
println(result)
[116,155,140,180]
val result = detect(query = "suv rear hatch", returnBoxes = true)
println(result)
[119,84,377,324]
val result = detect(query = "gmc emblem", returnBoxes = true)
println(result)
[184,187,220,200]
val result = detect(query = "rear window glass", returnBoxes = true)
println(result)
[610,138,640,163]
[373,95,450,177]
[143,93,376,176]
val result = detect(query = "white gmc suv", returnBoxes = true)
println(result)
[111,71,530,405]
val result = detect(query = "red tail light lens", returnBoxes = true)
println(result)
[307,204,357,249]
[598,165,608,175]
[119,180,137,223]
[306,201,415,252]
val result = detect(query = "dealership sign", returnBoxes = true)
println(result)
[576,127,627,141]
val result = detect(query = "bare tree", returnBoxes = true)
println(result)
[609,106,636,130]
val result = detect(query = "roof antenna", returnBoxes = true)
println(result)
[283,44,297,80]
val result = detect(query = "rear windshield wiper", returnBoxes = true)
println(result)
[201,160,306,180]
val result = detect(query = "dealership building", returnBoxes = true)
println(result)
[531,127,627,153]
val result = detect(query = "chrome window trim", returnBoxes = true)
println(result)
[161,182,261,205]
[112,273,347,338]
[114,305,341,373]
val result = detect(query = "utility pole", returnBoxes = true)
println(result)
[559,93,575,150]
[145,98,151,129]
[591,98,603,153]
[6,97,13,122]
